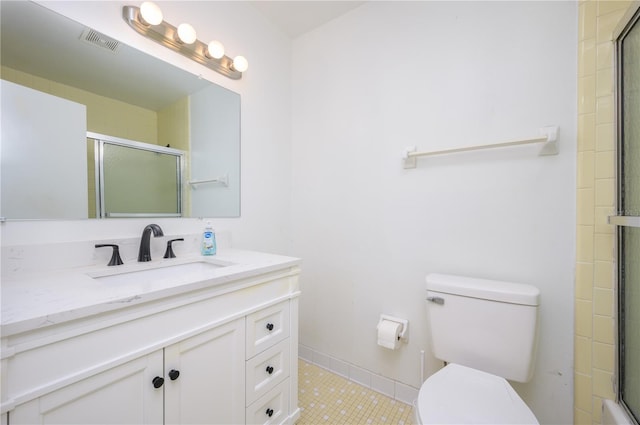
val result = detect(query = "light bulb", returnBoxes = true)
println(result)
[176,23,197,44]
[206,40,225,59]
[232,55,249,73]
[139,2,163,26]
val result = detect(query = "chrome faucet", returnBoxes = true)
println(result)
[138,224,164,262]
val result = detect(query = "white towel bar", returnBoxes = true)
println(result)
[402,126,558,169]
[188,174,229,188]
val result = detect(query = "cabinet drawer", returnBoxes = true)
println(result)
[246,339,290,405]
[246,378,290,425]
[246,301,290,358]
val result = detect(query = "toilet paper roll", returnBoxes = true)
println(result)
[377,320,401,350]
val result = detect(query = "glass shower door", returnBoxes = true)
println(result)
[90,133,184,218]
[614,6,640,423]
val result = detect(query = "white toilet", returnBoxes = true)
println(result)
[415,273,541,424]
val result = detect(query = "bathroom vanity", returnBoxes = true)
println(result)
[0,249,300,425]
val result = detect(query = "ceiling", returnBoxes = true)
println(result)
[249,1,366,38]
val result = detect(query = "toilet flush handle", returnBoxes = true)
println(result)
[427,296,445,305]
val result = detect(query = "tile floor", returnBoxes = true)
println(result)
[297,360,414,424]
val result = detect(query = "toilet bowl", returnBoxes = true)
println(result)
[416,273,541,424]
[415,364,538,424]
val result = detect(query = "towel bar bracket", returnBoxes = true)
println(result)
[402,147,418,169]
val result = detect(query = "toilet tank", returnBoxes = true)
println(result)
[426,273,540,383]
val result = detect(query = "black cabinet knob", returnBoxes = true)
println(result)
[266,323,274,331]
[152,376,164,389]
[168,369,180,380]
[265,408,274,417]
[266,366,274,374]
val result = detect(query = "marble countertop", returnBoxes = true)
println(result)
[1,249,300,337]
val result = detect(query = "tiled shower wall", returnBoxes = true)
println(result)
[575,1,635,424]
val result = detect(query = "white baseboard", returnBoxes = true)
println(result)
[298,344,419,406]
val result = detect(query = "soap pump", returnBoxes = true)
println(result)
[201,222,216,256]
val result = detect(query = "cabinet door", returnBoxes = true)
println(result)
[164,319,245,425]
[10,351,163,424]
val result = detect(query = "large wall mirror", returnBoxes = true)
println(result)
[0,1,240,220]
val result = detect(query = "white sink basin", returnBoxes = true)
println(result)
[89,260,225,286]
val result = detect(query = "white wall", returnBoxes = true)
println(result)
[1,1,292,253]
[291,2,577,424]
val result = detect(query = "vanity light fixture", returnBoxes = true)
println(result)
[123,2,248,80]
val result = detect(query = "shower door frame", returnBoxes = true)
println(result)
[89,132,185,219]
[612,3,640,424]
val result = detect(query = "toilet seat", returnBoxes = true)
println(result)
[416,363,538,424]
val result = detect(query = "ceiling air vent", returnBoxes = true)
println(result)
[80,28,121,53]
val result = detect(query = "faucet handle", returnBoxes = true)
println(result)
[164,238,184,259]
[95,244,124,266]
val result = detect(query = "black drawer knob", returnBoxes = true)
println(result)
[168,369,180,380]
[152,376,164,389]
[266,323,274,331]
[266,366,274,374]
[266,408,274,417]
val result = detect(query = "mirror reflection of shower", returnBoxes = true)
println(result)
[88,134,184,219]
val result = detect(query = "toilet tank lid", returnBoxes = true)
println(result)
[426,273,540,306]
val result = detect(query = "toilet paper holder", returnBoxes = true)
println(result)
[378,314,409,343]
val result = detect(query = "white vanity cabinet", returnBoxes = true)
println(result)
[1,256,300,425]
[8,318,246,425]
